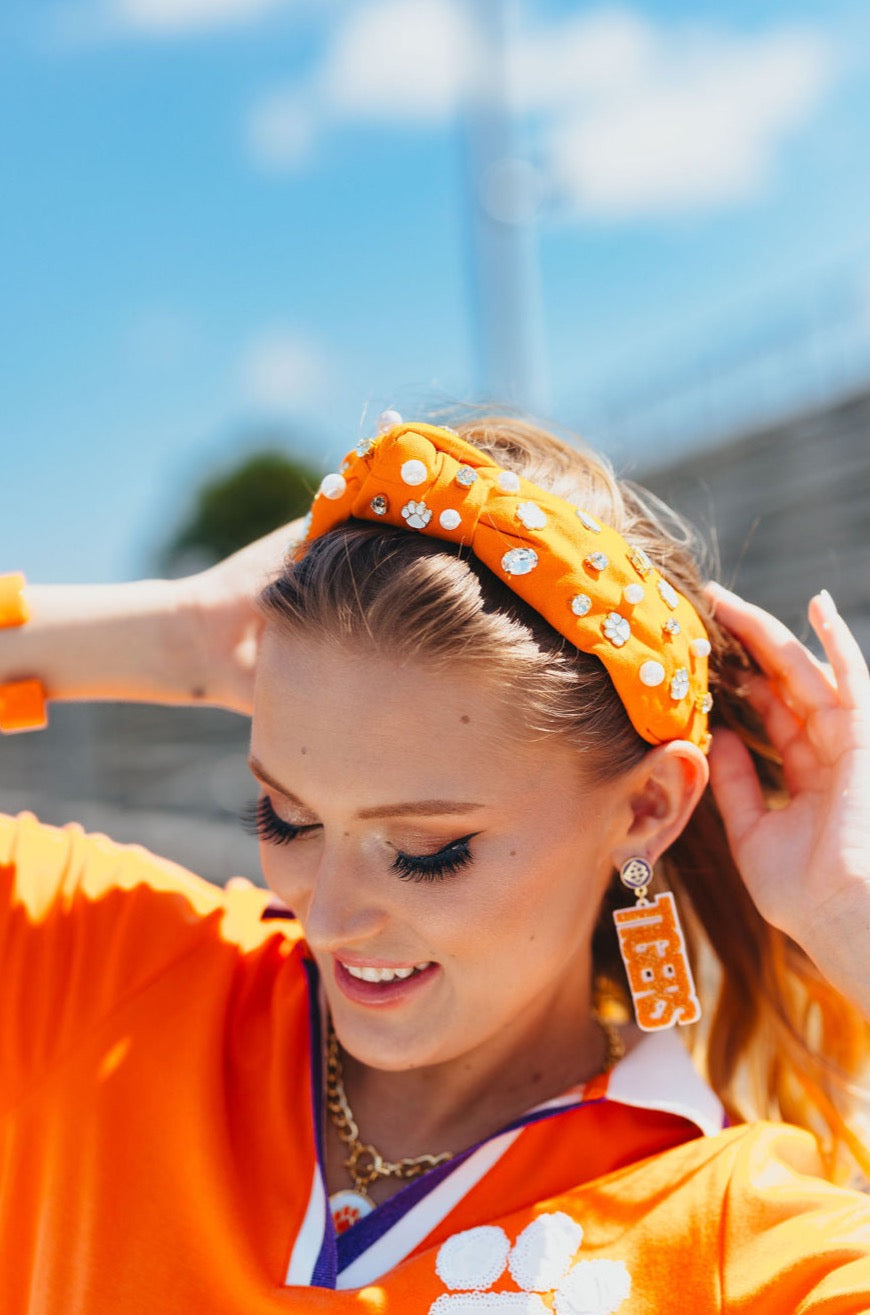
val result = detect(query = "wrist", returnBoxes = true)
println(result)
[795,879,870,1020]
[161,571,227,707]
[0,573,47,731]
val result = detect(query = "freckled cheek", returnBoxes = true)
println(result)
[410,876,535,961]
[425,905,557,999]
[450,851,598,957]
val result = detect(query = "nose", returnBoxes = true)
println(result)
[300,842,388,953]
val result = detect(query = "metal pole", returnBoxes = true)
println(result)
[461,0,548,413]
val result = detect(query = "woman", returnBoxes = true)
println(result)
[1,414,868,1313]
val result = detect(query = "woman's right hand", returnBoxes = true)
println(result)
[706,583,870,1018]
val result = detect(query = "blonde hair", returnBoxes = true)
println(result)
[262,414,870,1180]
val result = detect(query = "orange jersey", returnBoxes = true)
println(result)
[2,811,869,1313]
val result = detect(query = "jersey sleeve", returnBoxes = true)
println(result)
[720,1122,870,1313]
[0,811,261,1109]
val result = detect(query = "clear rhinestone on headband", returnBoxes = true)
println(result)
[663,618,681,636]
[627,546,653,577]
[455,466,478,487]
[585,552,609,572]
[658,579,679,609]
[577,510,601,533]
[356,436,377,457]
[696,692,714,714]
[502,547,538,576]
[570,594,592,617]
[670,667,690,701]
[370,495,389,516]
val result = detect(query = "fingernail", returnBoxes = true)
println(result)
[818,588,838,616]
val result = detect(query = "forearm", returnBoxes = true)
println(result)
[799,883,870,1021]
[1,518,303,718]
[0,579,206,706]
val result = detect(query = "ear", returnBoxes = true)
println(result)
[611,740,709,870]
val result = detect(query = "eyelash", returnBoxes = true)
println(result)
[242,796,476,882]
[391,836,476,883]
[241,796,319,847]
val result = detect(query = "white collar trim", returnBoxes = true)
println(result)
[605,1029,724,1137]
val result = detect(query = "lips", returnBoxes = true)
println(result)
[333,956,439,1006]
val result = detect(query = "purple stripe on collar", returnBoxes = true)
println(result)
[335,1143,478,1270]
[334,1094,608,1273]
[260,901,296,920]
[302,957,337,1290]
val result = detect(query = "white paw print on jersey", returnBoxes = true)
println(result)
[430,1211,631,1315]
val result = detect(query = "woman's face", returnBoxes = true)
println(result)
[249,628,628,1074]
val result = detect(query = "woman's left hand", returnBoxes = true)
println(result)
[181,521,304,715]
[706,583,870,1016]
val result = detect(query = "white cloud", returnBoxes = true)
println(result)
[50,0,308,44]
[244,3,835,222]
[323,0,477,122]
[113,0,283,35]
[244,0,475,169]
[247,89,316,171]
[538,22,834,217]
[239,330,328,414]
[512,8,657,110]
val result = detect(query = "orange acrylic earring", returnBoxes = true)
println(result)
[613,857,701,1031]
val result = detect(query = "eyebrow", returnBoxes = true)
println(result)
[247,755,483,820]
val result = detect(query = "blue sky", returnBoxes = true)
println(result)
[3,0,870,581]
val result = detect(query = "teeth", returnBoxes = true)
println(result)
[343,962,431,983]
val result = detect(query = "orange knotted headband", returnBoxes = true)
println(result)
[301,421,712,751]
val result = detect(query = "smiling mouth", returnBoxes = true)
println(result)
[341,961,432,983]
[333,957,439,1005]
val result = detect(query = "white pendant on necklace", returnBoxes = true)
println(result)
[330,1188,375,1234]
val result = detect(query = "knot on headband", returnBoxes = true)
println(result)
[301,421,713,751]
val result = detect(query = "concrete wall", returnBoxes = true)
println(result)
[0,703,261,885]
[640,384,870,655]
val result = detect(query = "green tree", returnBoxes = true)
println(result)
[161,448,319,572]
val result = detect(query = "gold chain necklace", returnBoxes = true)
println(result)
[326,1023,452,1204]
[325,1014,625,1207]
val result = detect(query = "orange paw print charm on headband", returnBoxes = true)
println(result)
[301,416,713,750]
